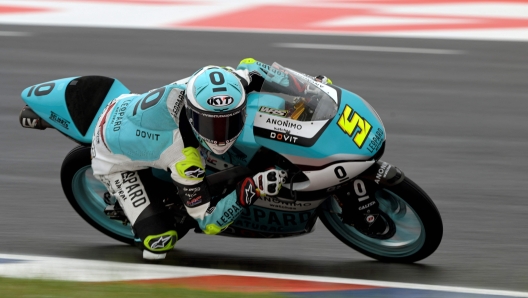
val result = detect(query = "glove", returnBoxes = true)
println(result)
[253,169,287,197]
[314,75,332,85]
[236,169,287,207]
[237,177,259,207]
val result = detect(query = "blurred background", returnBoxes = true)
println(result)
[1,0,528,292]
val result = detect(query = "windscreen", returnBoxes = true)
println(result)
[258,63,338,122]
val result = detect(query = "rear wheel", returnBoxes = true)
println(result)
[61,146,135,244]
[60,146,191,245]
[318,177,442,263]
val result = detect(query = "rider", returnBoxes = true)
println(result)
[91,58,291,260]
[91,58,383,260]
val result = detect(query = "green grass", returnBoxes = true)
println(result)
[0,277,288,298]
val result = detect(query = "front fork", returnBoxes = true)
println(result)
[331,160,405,220]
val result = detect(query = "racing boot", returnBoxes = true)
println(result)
[133,207,178,261]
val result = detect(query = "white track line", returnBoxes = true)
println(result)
[275,43,464,55]
[1,254,528,297]
[0,31,30,36]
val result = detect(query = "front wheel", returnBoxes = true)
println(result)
[318,176,443,263]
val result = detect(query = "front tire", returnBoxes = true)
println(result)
[60,146,135,245]
[318,176,443,263]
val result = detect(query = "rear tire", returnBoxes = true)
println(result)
[61,146,192,245]
[318,176,443,263]
[61,146,135,245]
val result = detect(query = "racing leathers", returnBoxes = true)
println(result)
[91,58,304,257]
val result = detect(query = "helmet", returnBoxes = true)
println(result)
[185,66,246,155]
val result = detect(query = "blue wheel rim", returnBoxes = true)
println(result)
[72,166,134,239]
[322,189,425,258]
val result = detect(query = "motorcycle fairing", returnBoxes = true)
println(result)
[183,64,389,193]
[253,109,329,147]
[253,196,327,211]
[252,88,385,161]
[288,160,376,192]
[21,76,130,144]
[230,205,318,235]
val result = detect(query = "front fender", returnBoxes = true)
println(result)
[358,160,405,187]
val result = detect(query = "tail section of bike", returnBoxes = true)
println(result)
[19,76,130,144]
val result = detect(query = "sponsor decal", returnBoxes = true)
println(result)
[149,235,172,249]
[183,186,201,192]
[374,161,391,185]
[123,149,156,158]
[311,80,326,90]
[207,95,234,107]
[365,214,378,225]
[366,215,375,223]
[135,129,160,141]
[204,152,235,170]
[367,127,384,153]
[214,203,243,227]
[170,90,185,118]
[253,127,318,147]
[116,171,147,208]
[270,132,298,144]
[49,111,70,129]
[184,166,205,179]
[359,201,376,210]
[259,106,288,117]
[182,185,204,207]
[256,61,288,79]
[234,207,314,233]
[206,156,218,165]
[245,183,256,205]
[186,196,202,207]
[254,197,324,212]
[109,99,130,132]
[337,104,372,148]
[21,118,38,128]
[265,118,302,131]
[253,114,327,146]
[189,106,242,118]
[196,128,241,146]
[206,206,216,214]
[326,185,343,192]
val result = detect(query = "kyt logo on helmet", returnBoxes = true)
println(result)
[207,95,234,107]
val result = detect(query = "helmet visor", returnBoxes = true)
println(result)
[186,107,246,146]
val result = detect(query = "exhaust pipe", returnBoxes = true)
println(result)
[19,106,54,130]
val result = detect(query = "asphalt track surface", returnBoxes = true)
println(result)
[1,25,528,292]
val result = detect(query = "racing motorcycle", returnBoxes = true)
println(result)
[19,63,443,263]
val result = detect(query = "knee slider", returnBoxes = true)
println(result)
[134,209,178,253]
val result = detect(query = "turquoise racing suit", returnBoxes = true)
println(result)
[91,58,294,255]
